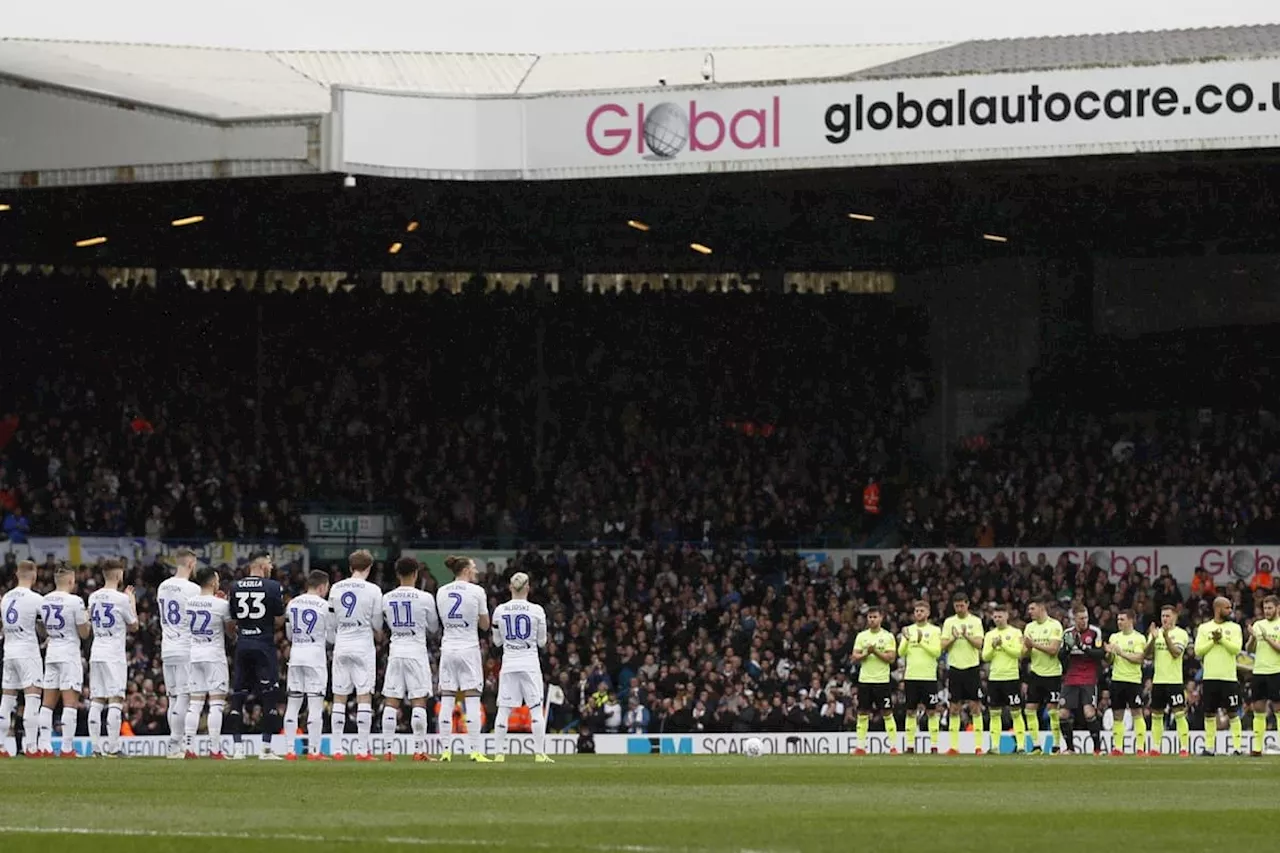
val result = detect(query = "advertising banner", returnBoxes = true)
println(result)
[2,537,309,571]
[336,59,1280,180]
[8,730,1275,757]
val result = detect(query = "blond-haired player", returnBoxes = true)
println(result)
[492,572,551,763]
[38,565,89,757]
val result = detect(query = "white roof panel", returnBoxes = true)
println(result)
[273,50,537,96]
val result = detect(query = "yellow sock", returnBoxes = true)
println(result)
[1134,714,1148,754]
[1175,712,1189,753]
[972,707,985,752]
[1254,711,1266,753]
[929,713,940,750]
[1112,718,1125,752]
[857,714,870,750]
[1026,709,1041,750]
[1230,716,1242,753]
[949,712,962,750]
[1012,708,1026,752]
[1151,715,1165,755]
[884,714,898,750]
[905,714,918,750]
[1204,716,1217,754]
[1049,712,1061,751]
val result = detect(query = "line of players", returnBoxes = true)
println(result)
[850,593,1280,756]
[0,550,553,762]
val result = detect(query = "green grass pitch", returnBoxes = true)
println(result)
[0,755,1275,853]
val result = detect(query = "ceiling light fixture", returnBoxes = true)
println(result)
[982,233,1010,243]
[690,243,713,255]
[627,220,651,232]
[388,242,403,254]
[75,236,107,247]
[847,213,876,222]
[406,221,420,233]
[171,215,205,227]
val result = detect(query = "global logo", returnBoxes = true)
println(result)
[586,97,782,160]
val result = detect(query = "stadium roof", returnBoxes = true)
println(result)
[4,24,1280,120]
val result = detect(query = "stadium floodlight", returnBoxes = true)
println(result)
[627,220,651,232]
[343,175,357,188]
[388,242,403,254]
[690,243,713,255]
[0,203,10,212]
[171,215,205,227]
[406,221,420,233]
[847,213,876,222]
[982,233,1010,243]
[75,236,107,247]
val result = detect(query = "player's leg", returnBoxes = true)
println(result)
[1228,687,1244,754]
[39,677,60,756]
[881,690,899,754]
[1150,698,1166,756]
[226,650,253,757]
[306,694,326,759]
[87,664,105,755]
[494,703,511,759]
[529,675,550,761]
[58,688,79,757]
[0,687,17,755]
[355,668,375,762]
[1251,682,1266,756]
[1201,683,1220,756]
[381,696,401,761]
[258,649,284,759]
[462,650,488,760]
[1046,697,1062,753]
[330,693,349,759]
[103,660,126,756]
[208,691,227,758]
[947,697,963,754]
[410,698,429,759]
[437,653,458,758]
[283,687,305,759]
[903,697,919,753]
[185,692,206,757]
[968,699,985,755]
[1024,702,1040,752]
[1132,694,1149,756]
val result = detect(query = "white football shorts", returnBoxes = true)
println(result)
[42,660,84,693]
[2,656,44,691]
[89,660,128,699]
[383,658,432,701]
[163,661,192,698]
[187,661,229,696]
[287,664,328,696]
[438,648,483,693]
[331,654,376,697]
[497,670,544,709]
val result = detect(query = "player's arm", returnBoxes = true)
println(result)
[476,589,491,633]
[270,582,286,627]
[124,587,140,633]
[370,589,384,640]
[1164,630,1186,659]
[981,633,997,663]
[870,642,896,664]
[964,624,984,650]
[536,607,548,649]
[896,633,909,658]
[423,593,440,637]
[923,627,942,659]
[1194,625,1214,658]
[221,602,238,639]
[76,600,90,640]
[491,606,505,648]
[1222,626,1243,657]
[940,620,957,652]
[851,636,868,663]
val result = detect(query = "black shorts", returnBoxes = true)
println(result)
[1110,681,1145,710]
[232,645,280,695]
[1201,679,1241,714]
[1025,673,1062,707]
[987,679,1023,708]
[904,679,941,709]
[857,683,894,713]
[1249,672,1280,703]
[948,667,982,702]
[1062,683,1097,711]
[1150,684,1187,712]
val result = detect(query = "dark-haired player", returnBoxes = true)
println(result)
[1246,595,1280,756]
[941,593,985,755]
[227,551,285,760]
[329,550,383,761]
[982,604,1026,753]
[436,555,491,762]
[381,557,439,761]
[851,606,898,755]
[1106,609,1149,755]
[1022,597,1063,754]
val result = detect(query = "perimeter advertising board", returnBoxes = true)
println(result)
[336,59,1280,180]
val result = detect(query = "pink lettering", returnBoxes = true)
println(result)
[586,104,631,157]
[689,101,726,152]
[1199,548,1226,576]
[729,109,768,149]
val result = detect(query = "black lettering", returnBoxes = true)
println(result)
[1273,82,1280,111]
[1102,89,1130,119]
[1044,92,1071,122]
[1197,84,1223,114]
[867,101,892,130]
[1029,84,1043,122]
[926,97,954,127]
[896,92,923,129]
[824,103,851,143]
[1135,87,1152,117]
[1075,91,1101,120]
[1226,83,1253,113]
[970,95,997,125]
[1001,95,1026,124]
[1152,87,1178,117]
[957,88,967,126]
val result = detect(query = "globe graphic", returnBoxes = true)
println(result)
[643,102,689,159]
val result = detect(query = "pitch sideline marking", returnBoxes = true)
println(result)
[0,826,785,853]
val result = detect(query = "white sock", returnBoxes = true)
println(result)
[22,697,41,754]
[330,704,347,753]
[495,706,511,756]
[381,706,398,743]
[530,704,547,755]
[284,695,304,753]
[0,694,16,749]
[464,696,482,755]
[170,694,190,744]
[185,701,202,752]
[438,696,455,753]
[207,701,224,753]
[88,701,105,752]
[60,707,78,753]
[306,698,324,755]
[356,703,373,756]
[411,706,428,754]
[106,703,123,753]
[38,706,54,753]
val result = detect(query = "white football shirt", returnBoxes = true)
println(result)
[492,599,547,673]
[383,587,439,662]
[87,588,137,664]
[156,577,201,662]
[437,580,488,652]
[1,587,44,658]
[186,594,231,664]
[329,578,383,657]
[286,593,332,668]
[40,590,88,665]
